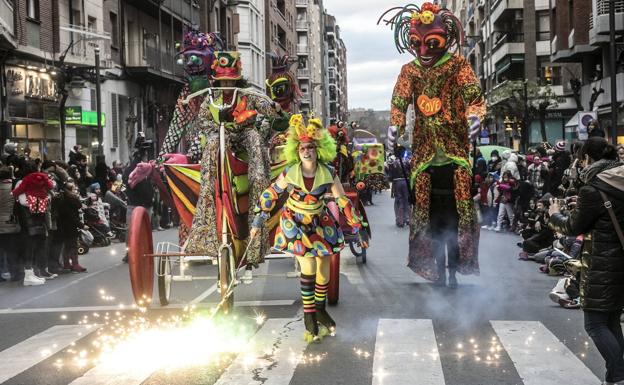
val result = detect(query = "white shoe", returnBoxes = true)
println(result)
[23,269,45,286]
[549,290,570,304]
[481,225,489,229]
[241,269,253,285]
[494,227,502,232]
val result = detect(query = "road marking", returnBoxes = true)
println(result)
[0,324,101,383]
[7,263,124,309]
[214,318,306,385]
[189,282,218,304]
[0,300,295,314]
[372,319,445,385]
[491,320,600,385]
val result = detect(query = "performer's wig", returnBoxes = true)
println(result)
[377,2,464,57]
[284,114,336,165]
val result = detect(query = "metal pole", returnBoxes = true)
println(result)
[95,47,103,155]
[608,0,618,144]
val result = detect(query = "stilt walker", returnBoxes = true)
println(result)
[250,114,366,342]
[379,2,485,287]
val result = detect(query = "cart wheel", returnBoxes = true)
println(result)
[157,257,172,306]
[128,207,154,306]
[219,247,234,313]
[349,232,368,264]
[328,252,340,305]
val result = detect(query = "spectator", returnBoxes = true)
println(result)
[495,171,516,232]
[68,145,83,166]
[501,151,520,180]
[94,155,110,194]
[0,166,20,281]
[548,137,624,385]
[55,181,86,273]
[487,149,501,173]
[527,156,549,197]
[12,162,54,285]
[518,196,553,257]
[473,149,487,181]
[550,140,572,196]
[617,145,624,163]
[587,119,606,138]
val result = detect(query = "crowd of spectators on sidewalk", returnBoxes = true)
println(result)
[0,142,169,287]
[471,123,624,312]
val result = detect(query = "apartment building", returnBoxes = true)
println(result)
[325,13,347,124]
[236,0,266,90]
[265,0,296,80]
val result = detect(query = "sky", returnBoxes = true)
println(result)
[322,0,425,111]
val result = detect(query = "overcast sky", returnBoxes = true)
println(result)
[322,1,425,111]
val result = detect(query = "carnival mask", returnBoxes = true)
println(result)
[266,77,291,102]
[379,2,463,68]
[175,27,222,91]
[212,51,242,81]
[266,53,299,112]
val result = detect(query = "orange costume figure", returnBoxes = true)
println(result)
[379,3,486,287]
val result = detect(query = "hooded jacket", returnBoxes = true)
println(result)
[501,152,520,180]
[549,161,624,312]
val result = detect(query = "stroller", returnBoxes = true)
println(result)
[82,198,113,247]
[104,190,128,242]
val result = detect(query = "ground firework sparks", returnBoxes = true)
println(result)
[58,293,266,374]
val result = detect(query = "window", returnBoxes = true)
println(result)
[27,0,39,20]
[537,10,550,41]
[88,16,96,32]
[110,12,119,48]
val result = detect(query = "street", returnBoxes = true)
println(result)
[0,191,606,385]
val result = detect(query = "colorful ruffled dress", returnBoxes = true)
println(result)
[254,162,363,258]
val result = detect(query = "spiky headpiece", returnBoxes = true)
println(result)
[377,2,464,57]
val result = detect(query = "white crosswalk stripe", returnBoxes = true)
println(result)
[214,318,307,385]
[372,319,445,385]
[0,324,101,384]
[491,320,600,385]
[0,319,606,385]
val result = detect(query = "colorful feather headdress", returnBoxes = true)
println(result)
[284,114,337,165]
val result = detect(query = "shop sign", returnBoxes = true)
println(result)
[6,66,57,102]
[65,107,82,124]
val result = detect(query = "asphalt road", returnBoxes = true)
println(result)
[0,191,609,385]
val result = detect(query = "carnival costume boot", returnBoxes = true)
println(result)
[315,280,336,337]
[301,273,320,342]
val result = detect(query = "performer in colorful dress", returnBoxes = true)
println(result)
[185,51,282,273]
[250,114,366,342]
[379,2,486,287]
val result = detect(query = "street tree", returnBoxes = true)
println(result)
[488,80,559,144]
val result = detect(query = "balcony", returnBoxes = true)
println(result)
[491,33,524,67]
[589,0,624,43]
[490,0,523,25]
[467,4,475,25]
[296,20,307,31]
[297,68,310,78]
[295,0,308,7]
[125,42,183,83]
[0,0,16,48]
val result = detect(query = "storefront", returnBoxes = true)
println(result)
[62,107,106,163]
[5,64,62,160]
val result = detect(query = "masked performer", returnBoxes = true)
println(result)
[250,114,365,342]
[186,51,281,277]
[379,2,485,288]
[328,122,353,183]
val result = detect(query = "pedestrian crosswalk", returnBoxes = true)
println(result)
[0,318,602,385]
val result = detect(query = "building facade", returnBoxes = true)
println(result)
[236,0,266,90]
[325,13,347,125]
[265,0,296,77]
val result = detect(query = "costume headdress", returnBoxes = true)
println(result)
[377,2,464,59]
[284,114,336,165]
[211,51,242,81]
[265,52,301,111]
[175,26,223,90]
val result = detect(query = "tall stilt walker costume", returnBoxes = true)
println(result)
[251,114,366,342]
[379,3,485,287]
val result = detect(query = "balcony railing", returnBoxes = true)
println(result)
[296,20,307,30]
[295,0,308,6]
[297,68,310,77]
[492,32,524,52]
[296,44,308,54]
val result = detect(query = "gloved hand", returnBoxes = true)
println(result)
[468,115,481,140]
[387,125,399,149]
